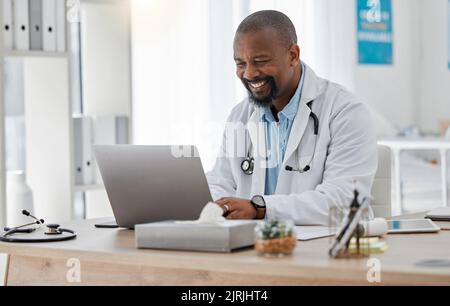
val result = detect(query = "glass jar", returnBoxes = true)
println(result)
[254,220,297,257]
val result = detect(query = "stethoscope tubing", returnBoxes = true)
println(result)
[0,228,77,243]
[241,100,319,175]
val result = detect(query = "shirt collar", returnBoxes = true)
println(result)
[261,62,306,123]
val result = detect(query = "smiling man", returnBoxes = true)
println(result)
[206,10,377,225]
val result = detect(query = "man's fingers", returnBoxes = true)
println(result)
[216,202,232,215]
[227,211,240,220]
[216,198,230,205]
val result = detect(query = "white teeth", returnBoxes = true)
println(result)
[249,81,267,89]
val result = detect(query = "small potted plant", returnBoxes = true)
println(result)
[254,220,297,257]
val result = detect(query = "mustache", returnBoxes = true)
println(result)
[241,76,279,108]
[241,76,274,88]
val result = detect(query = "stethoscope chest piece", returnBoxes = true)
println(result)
[45,224,63,235]
[241,157,255,176]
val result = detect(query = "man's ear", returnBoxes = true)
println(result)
[289,44,301,67]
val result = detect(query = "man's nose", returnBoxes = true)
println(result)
[243,64,261,81]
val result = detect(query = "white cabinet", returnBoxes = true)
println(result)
[0,0,132,225]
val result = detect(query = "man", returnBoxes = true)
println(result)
[206,10,377,225]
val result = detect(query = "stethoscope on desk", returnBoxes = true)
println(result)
[0,210,77,243]
[241,100,319,175]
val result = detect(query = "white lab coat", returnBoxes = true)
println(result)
[206,64,378,225]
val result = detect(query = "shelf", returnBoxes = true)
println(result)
[3,50,69,59]
[74,184,105,192]
[0,0,131,223]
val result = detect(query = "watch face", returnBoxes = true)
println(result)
[252,196,266,208]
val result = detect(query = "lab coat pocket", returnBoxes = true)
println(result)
[298,154,314,169]
[297,135,316,157]
[297,149,327,172]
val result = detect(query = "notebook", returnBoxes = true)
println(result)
[295,226,337,241]
[425,207,450,222]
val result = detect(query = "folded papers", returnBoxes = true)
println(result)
[348,237,388,254]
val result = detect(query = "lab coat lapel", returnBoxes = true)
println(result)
[246,108,266,196]
[283,65,322,166]
[283,103,311,166]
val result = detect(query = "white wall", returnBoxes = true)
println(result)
[208,0,239,126]
[417,0,450,132]
[80,0,132,219]
[131,0,216,168]
[23,58,73,222]
[304,0,419,129]
[312,0,449,133]
[80,0,131,117]
[355,0,419,128]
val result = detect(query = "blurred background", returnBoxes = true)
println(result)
[0,0,449,227]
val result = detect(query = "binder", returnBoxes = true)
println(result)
[91,116,129,184]
[115,117,129,144]
[13,0,30,50]
[29,0,43,50]
[73,116,94,185]
[56,0,66,52]
[92,116,129,145]
[42,0,56,51]
[2,0,13,50]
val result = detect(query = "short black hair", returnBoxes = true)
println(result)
[236,10,297,48]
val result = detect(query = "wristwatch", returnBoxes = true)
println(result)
[250,195,266,209]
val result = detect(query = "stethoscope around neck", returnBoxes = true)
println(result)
[241,100,319,175]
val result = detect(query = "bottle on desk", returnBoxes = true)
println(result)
[6,171,34,228]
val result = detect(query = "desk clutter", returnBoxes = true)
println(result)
[329,189,375,258]
[1,198,441,260]
[2,189,441,261]
[134,190,443,256]
[327,187,440,259]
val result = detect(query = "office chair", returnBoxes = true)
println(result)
[371,145,392,218]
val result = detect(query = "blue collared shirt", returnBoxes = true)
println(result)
[261,63,305,195]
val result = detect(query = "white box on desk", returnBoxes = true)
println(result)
[135,221,257,253]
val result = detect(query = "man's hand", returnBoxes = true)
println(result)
[216,198,265,220]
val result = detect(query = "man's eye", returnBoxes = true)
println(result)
[236,63,246,68]
[255,60,269,65]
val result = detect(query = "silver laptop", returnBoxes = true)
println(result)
[94,145,212,228]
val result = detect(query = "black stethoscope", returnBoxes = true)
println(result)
[0,210,77,243]
[241,100,319,175]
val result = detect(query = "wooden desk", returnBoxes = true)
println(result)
[1,217,450,286]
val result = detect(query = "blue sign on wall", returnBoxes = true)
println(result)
[357,0,393,65]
